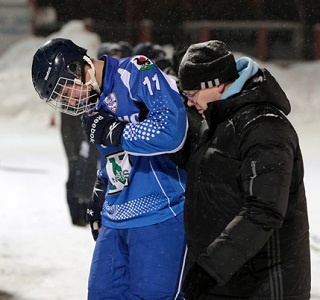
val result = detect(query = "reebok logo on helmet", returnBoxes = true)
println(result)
[44,66,52,81]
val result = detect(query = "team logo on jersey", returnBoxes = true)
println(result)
[106,151,132,194]
[103,92,118,112]
[132,56,154,71]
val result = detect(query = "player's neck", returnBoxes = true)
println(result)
[91,59,104,89]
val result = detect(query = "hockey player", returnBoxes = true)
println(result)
[31,38,188,300]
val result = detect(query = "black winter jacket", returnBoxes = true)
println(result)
[185,68,311,299]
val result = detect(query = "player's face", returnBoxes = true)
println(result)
[46,75,99,116]
[60,83,90,106]
[56,79,91,107]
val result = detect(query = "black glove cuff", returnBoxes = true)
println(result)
[86,177,107,222]
[86,199,103,222]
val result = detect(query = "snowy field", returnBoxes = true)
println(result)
[0,21,320,299]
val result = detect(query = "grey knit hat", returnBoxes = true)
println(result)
[178,40,239,91]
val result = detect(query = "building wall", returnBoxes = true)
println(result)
[29,0,320,60]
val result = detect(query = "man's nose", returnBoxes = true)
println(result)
[187,99,196,107]
[68,98,78,107]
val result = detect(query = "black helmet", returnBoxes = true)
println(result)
[118,41,133,58]
[132,42,167,62]
[98,41,133,58]
[32,38,87,101]
[97,42,122,58]
[32,38,99,116]
[133,42,170,67]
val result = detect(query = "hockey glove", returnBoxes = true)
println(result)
[82,109,127,147]
[182,263,217,300]
[86,177,107,241]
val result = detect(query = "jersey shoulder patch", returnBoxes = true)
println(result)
[131,55,154,71]
[102,92,118,113]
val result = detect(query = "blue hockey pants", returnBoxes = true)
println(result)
[88,212,186,299]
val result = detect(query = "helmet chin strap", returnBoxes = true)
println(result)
[79,55,101,94]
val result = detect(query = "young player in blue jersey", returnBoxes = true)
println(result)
[31,38,188,300]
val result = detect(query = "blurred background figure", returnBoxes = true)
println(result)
[118,40,133,58]
[97,40,133,58]
[132,42,176,78]
[60,115,99,226]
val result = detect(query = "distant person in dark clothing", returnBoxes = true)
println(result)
[60,113,99,226]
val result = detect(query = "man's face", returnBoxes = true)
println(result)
[56,79,91,107]
[46,77,98,116]
[183,87,220,115]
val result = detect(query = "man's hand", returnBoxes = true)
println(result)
[86,177,107,241]
[182,263,217,300]
[81,110,127,147]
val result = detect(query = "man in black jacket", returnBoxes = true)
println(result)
[178,40,311,300]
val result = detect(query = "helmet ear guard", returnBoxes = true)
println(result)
[82,55,101,94]
[31,38,100,116]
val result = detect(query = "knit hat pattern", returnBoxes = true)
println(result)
[178,40,239,91]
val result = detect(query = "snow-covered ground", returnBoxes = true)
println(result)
[0,21,320,299]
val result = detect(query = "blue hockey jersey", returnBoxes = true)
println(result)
[95,55,188,229]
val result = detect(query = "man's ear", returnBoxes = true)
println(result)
[217,83,225,94]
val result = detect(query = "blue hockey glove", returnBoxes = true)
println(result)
[82,110,127,147]
[86,177,107,241]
